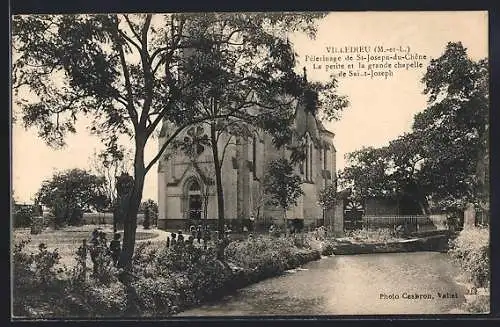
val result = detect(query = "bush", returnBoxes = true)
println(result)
[345,228,399,243]
[321,241,336,256]
[129,243,233,314]
[12,239,67,317]
[30,216,45,235]
[291,233,311,249]
[13,206,34,228]
[141,200,158,229]
[143,209,151,229]
[13,240,63,287]
[225,235,295,271]
[90,245,120,285]
[131,277,179,315]
[13,237,129,318]
[463,294,489,314]
[131,241,160,278]
[448,227,489,288]
[61,280,128,317]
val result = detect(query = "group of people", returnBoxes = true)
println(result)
[88,229,122,270]
[166,225,212,249]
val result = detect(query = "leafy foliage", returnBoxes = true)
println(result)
[263,158,304,217]
[140,199,158,229]
[414,42,488,210]
[13,232,320,318]
[35,169,108,226]
[12,12,338,267]
[12,240,67,317]
[448,228,489,288]
[318,183,338,210]
[339,42,488,213]
[168,14,347,234]
[13,205,34,228]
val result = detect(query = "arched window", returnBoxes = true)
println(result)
[189,180,200,192]
[309,143,313,180]
[304,133,314,182]
[304,141,309,179]
[323,146,328,171]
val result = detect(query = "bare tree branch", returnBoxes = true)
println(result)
[123,14,143,46]
[114,15,139,130]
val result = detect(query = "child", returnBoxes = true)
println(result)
[177,230,184,243]
[109,233,121,266]
[196,226,202,243]
[98,231,108,248]
[89,229,100,275]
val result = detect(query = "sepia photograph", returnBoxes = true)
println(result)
[11,10,490,318]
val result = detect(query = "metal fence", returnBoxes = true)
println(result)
[362,215,433,231]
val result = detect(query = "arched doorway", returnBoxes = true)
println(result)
[185,178,202,222]
[344,199,364,231]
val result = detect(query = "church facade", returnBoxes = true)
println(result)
[157,100,342,234]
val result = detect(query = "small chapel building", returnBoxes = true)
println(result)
[157,93,342,234]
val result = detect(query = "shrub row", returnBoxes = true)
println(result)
[448,227,490,288]
[13,234,320,318]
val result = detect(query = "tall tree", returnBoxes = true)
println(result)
[12,13,333,268]
[339,133,429,214]
[263,158,304,227]
[414,42,489,213]
[339,146,395,199]
[174,21,348,236]
[318,183,338,211]
[340,42,488,219]
[35,169,107,226]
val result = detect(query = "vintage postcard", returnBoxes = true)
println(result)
[11,11,489,318]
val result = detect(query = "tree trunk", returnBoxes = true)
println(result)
[210,123,225,238]
[283,208,287,235]
[118,138,146,270]
[463,203,476,230]
[418,201,428,216]
[203,187,209,228]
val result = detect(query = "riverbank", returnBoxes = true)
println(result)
[447,227,490,313]
[320,232,451,256]
[14,229,478,318]
[130,235,322,316]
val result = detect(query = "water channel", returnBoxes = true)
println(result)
[178,252,467,316]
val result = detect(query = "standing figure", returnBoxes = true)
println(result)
[177,230,185,243]
[190,225,196,239]
[202,229,210,250]
[89,229,100,276]
[109,233,121,267]
[196,226,202,244]
[99,231,108,248]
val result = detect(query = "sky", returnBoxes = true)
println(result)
[11,11,488,203]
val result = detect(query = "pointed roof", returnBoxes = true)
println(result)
[316,119,335,138]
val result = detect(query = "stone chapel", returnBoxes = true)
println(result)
[157,93,342,233]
